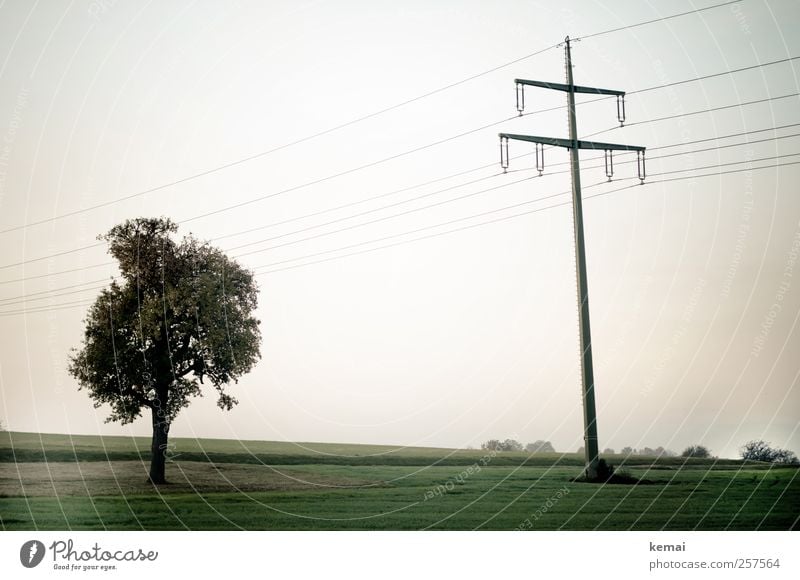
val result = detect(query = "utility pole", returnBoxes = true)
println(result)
[498,36,646,480]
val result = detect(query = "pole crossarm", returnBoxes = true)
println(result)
[499,133,645,152]
[515,78,625,96]
[576,139,645,152]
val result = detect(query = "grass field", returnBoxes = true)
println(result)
[1,431,798,530]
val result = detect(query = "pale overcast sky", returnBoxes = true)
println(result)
[0,0,798,458]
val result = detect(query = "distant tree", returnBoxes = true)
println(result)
[740,440,799,464]
[68,218,262,484]
[640,446,657,456]
[603,447,615,455]
[740,440,773,461]
[482,439,523,452]
[0,419,5,431]
[620,446,634,456]
[526,440,555,453]
[577,446,585,455]
[682,445,711,458]
[654,446,675,457]
[481,439,501,451]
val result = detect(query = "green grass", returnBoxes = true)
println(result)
[1,431,797,530]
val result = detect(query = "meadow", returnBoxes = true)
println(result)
[0,431,797,530]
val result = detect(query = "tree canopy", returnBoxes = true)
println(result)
[68,217,261,482]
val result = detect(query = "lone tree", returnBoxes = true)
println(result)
[68,218,261,484]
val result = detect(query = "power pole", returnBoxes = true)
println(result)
[498,36,646,480]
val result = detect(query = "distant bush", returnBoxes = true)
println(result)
[619,446,675,457]
[740,440,798,464]
[682,445,711,458]
[525,440,555,453]
[602,448,615,455]
[481,439,523,452]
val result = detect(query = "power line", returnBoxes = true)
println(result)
[230,140,800,261]
[649,151,800,176]
[4,89,796,275]
[243,154,798,270]
[229,172,535,259]
[0,262,112,286]
[0,158,509,275]
[530,121,800,167]
[0,113,519,270]
[577,0,744,41]
[0,46,562,237]
[224,172,508,255]
[515,92,799,169]
[580,131,800,171]
[0,283,108,307]
[0,278,108,305]
[210,158,501,244]
[624,93,800,128]
[0,242,106,270]
[178,115,521,226]
[513,54,800,120]
[4,157,797,316]
[2,124,798,297]
[0,173,532,303]
[0,112,518,236]
[647,122,800,151]
[0,6,773,237]
[251,160,800,277]
[0,299,95,317]
[628,56,800,96]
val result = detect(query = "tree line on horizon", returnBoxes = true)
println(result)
[481,438,798,464]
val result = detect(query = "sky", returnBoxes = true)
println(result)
[0,0,798,459]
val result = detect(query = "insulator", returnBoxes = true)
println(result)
[500,136,509,172]
[604,150,613,181]
[515,82,525,116]
[637,150,646,184]
[617,94,626,127]
[535,143,544,176]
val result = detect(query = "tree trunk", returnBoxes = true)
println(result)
[148,404,170,484]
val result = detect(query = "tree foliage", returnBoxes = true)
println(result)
[68,217,261,482]
[740,440,798,464]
